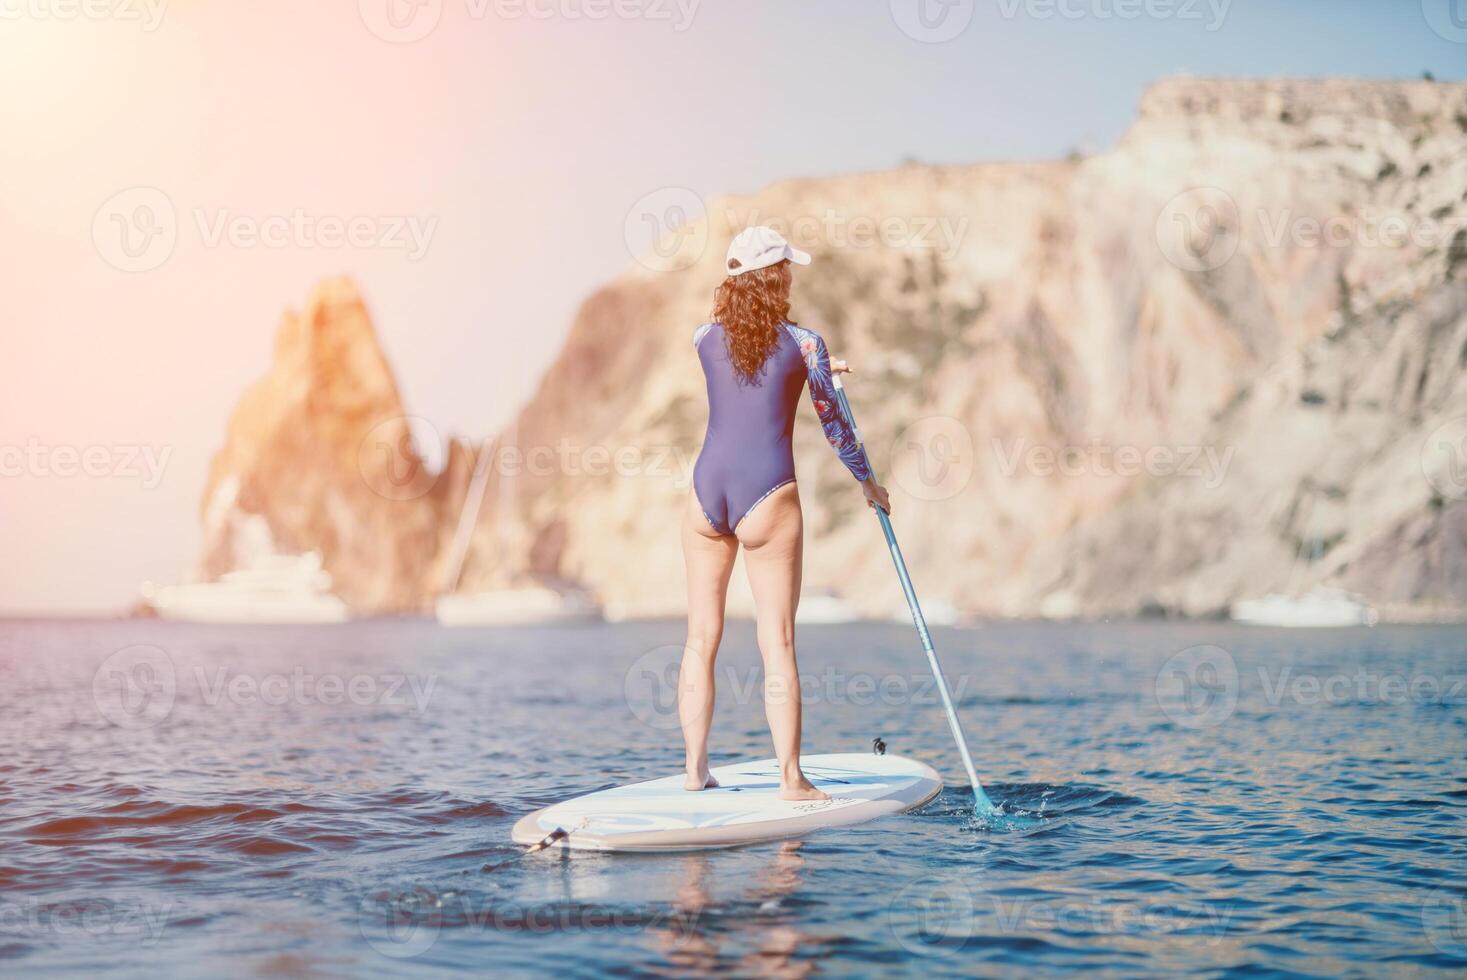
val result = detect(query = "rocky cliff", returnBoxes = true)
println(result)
[462,76,1467,620]
[200,77,1467,620]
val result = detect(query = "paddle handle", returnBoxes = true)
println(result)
[832,375,995,813]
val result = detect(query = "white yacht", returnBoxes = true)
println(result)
[141,552,350,624]
[796,592,862,625]
[1231,588,1378,628]
[433,434,602,627]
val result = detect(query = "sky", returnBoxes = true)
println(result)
[1,0,1463,613]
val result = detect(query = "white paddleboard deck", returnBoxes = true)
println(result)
[512,752,942,852]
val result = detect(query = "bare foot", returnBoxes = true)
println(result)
[683,771,719,791]
[779,778,830,802]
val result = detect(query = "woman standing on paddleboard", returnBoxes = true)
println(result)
[680,226,891,801]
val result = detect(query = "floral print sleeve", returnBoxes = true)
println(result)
[784,324,873,482]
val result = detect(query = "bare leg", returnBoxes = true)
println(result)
[679,491,738,791]
[736,483,828,802]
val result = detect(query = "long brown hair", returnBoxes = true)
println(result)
[712,259,793,382]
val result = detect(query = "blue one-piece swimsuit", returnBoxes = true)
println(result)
[692,321,873,534]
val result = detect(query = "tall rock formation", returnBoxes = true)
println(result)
[197,278,470,613]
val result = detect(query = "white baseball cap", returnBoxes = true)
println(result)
[725,225,811,277]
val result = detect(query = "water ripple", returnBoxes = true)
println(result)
[0,619,1462,976]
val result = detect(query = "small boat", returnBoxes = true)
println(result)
[435,586,600,627]
[141,552,350,624]
[433,433,602,627]
[1230,588,1378,627]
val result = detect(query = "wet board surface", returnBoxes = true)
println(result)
[511,753,942,852]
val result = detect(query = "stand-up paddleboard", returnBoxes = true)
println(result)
[512,753,941,852]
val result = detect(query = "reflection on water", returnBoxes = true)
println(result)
[0,618,1463,976]
[652,843,819,978]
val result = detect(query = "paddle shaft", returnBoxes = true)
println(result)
[832,375,995,813]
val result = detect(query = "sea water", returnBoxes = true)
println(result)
[1,618,1463,977]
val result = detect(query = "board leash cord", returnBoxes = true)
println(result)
[832,374,997,816]
[516,818,589,858]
